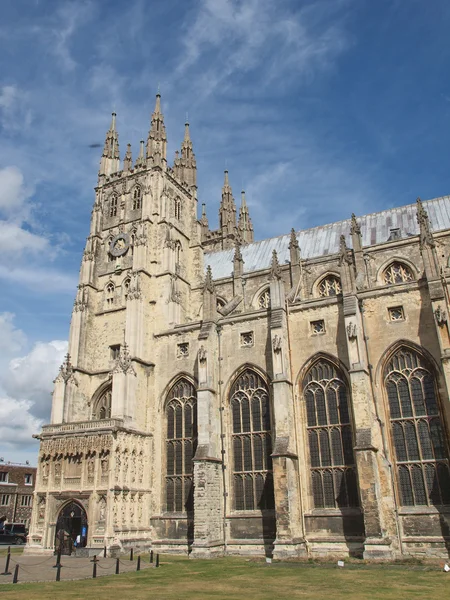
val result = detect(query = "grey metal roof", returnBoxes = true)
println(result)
[205,196,450,280]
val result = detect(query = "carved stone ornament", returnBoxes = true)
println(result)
[111,343,136,376]
[74,284,89,312]
[127,271,141,300]
[346,322,357,340]
[435,304,447,326]
[134,221,147,246]
[198,346,207,363]
[272,334,282,353]
[339,235,353,266]
[54,353,78,385]
[109,232,130,257]
[270,249,282,280]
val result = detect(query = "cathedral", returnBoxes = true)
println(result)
[27,94,450,559]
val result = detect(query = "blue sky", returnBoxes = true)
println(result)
[1,0,450,463]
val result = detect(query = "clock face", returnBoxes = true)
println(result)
[109,233,130,257]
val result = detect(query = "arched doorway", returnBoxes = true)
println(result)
[55,501,88,555]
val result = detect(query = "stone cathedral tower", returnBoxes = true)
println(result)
[28,93,450,560]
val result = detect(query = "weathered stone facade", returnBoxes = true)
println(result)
[27,95,450,559]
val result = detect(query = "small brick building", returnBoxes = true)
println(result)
[0,462,36,529]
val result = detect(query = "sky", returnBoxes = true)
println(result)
[1,0,450,464]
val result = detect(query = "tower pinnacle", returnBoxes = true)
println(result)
[177,120,197,188]
[146,92,167,166]
[219,170,237,238]
[237,190,254,244]
[99,112,120,177]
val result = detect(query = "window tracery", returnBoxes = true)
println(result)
[318,275,342,297]
[93,386,112,420]
[174,197,181,220]
[165,379,197,512]
[231,370,274,511]
[384,347,450,506]
[257,289,271,309]
[383,262,413,285]
[303,359,359,508]
[105,282,115,307]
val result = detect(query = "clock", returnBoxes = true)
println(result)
[109,233,130,257]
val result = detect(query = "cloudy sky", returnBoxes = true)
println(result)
[1,0,450,464]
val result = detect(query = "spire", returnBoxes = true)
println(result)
[219,170,237,237]
[123,143,132,172]
[135,140,145,167]
[178,120,197,188]
[200,203,209,227]
[288,228,300,265]
[99,112,120,177]
[146,92,167,166]
[237,190,254,244]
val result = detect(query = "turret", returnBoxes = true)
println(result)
[123,143,132,172]
[178,121,197,189]
[146,93,167,167]
[135,140,145,167]
[99,112,120,177]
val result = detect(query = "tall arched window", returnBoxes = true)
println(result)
[123,278,130,302]
[105,282,115,307]
[93,386,112,420]
[318,275,342,297]
[166,379,197,512]
[109,194,118,217]
[383,261,413,285]
[303,358,359,508]
[132,186,141,210]
[384,347,450,506]
[231,369,274,511]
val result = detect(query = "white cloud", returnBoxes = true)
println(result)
[0,312,67,457]
[0,166,33,218]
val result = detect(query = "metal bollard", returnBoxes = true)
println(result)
[104,546,107,558]
[53,549,62,568]
[56,564,62,582]
[150,549,153,564]
[13,564,19,584]
[115,557,120,575]
[92,558,98,579]
[1,551,11,576]
[137,555,141,571]
[155,553,160,568]
[130,548,133,561]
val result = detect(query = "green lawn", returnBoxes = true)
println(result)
[1,554,449,599]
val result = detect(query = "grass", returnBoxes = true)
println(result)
[1,554,449,599]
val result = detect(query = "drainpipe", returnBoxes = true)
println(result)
[216,324,227,552]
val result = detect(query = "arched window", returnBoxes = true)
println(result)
[383,262,413,285]
[166,379,197,512]
[174,197,181,220]
[93,386,112,420]
[318,275,342,297]
[303,358,359,508]
[257,289,271,309]
[384,347,450,506]
[109,194,118,218]
[132,187,141,210]
[105,282,115,307]
[231,369,274,511]
[123,278,130,302]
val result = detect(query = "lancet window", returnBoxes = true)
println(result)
[231,369,274,511]
[132,186,142,210]
[383,262,413,285]
[93,386,112,420]
[165,379,197,513]
[174,197,181,220]
[318,275,342,297]
[105,282,115,307]
[303,358,359,508]
[109,194,118,218]
[384,347,450,506]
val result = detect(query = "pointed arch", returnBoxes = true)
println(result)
[104,281,115,307]
[228,365,274,511]
[91,381,112,420]
[377,258,416,286]
[122,277,131,302]
[313,273,342,298]
[109,193,118,218]
[164,375,197,513]
[381,343,450,506]
[132,185,142,210]
[300,354,359,508]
